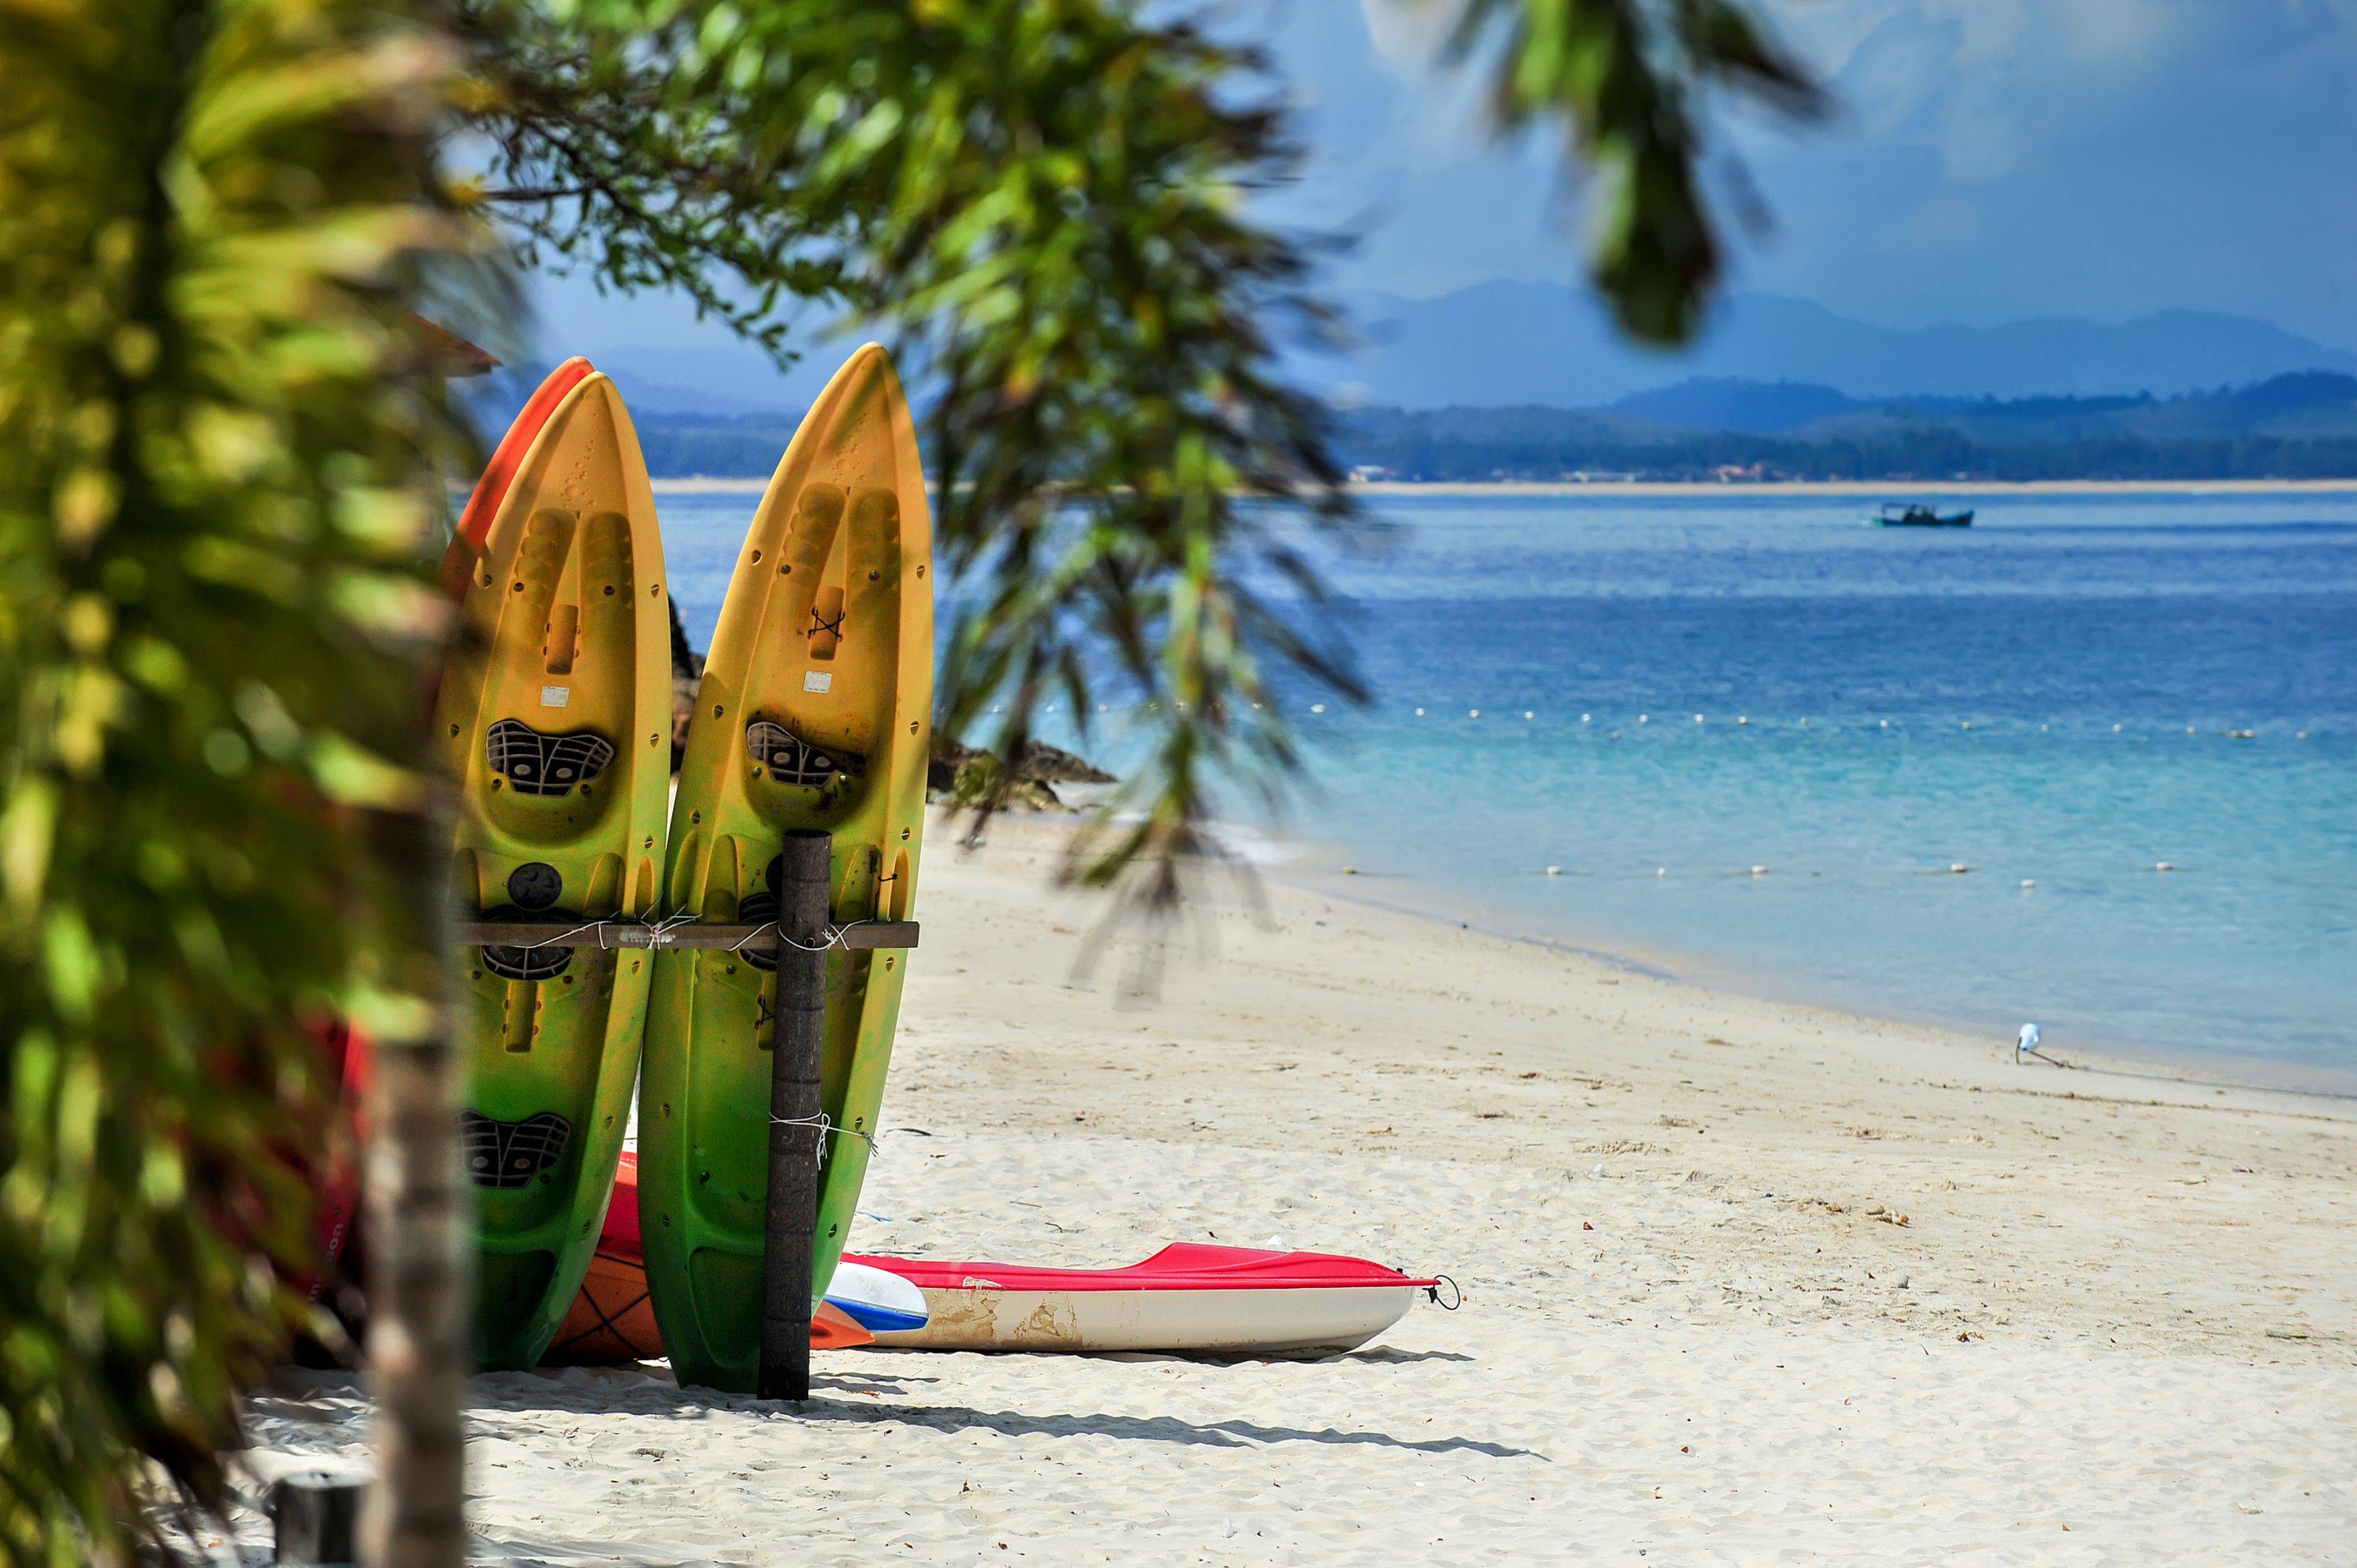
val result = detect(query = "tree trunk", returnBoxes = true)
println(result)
[357,764,468,1566]
[349,340,494,1566]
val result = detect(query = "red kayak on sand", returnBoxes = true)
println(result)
[845,1245,1447,1356]
[555,1154,1447,1360]
[853,1245,1441,1296]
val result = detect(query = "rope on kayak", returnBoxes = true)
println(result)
[512,915,610,950]
[1427,1274,1463,1310]
[507,910,700,952]
[732,918,882,955]
[646,910,701,941]
[769,1111,881,1164]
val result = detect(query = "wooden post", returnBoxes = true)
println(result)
[757,830,832,1401]
[271,1473,362,1565]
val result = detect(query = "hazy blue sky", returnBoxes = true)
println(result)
[529,0,2357,372]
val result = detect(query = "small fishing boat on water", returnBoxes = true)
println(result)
[1872,502,1974,528]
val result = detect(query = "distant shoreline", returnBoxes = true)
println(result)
[1344,478,2357,498]
[650,475,2357,497]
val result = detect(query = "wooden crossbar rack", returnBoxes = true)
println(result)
[449,920,918,952]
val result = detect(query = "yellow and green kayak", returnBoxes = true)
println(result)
[637,344,933,1392]
[433,372,672,1370]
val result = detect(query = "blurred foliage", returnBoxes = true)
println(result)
[0,0,487,1560]
[1444,0,1824,343]
[454,0,1817,905]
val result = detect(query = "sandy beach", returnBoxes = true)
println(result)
[239,812,2357,1565]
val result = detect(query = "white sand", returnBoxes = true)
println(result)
[240,814,2357,1564]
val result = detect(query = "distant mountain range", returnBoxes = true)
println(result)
[1307,285,2357,408]
[597,372,2357,482]
[494,287,2357,425]
[1338,372,2357,483]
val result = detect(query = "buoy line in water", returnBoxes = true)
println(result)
[1001,698,2328,752]
[1344,709,2321,737]
[1515,860,2197,882]
[998,700,2326,735]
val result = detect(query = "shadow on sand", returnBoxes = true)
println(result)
[253,1360,1541,1485]
[457,1364,1540,1461]
[801,1399,1542,1458]
[1340,1346,1477,1365]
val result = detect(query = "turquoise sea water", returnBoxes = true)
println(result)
[658,488,2357,1083]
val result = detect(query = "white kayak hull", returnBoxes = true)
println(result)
[825,1261,929,1334]
[867,1283,1417,1355]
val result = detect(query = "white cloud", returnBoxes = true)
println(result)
[1336,0,1513,172]
[1356,0,1454,70]
[1355,1,2229,186]
[1772,0,2217,183]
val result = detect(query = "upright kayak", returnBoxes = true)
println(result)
[298,359,597,1315]
[637,344,934,1392]
[433,371,672,1369]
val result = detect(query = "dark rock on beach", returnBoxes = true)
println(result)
[1010,741,1116,786]
[928,738,1115,809]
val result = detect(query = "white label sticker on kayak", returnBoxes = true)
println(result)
[539,686,570,708]
[802,671,833,693]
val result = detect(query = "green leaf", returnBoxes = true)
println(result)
[1,778,61,916]
[38,909,102,1025]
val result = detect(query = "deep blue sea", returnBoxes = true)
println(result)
[658,488,2357,1084]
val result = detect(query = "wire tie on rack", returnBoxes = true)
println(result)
[769,1113,881,1165]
